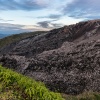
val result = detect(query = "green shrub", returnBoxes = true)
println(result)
[1,65,100,100]
[0,65,64,100]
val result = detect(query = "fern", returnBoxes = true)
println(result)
[0,65,64,100]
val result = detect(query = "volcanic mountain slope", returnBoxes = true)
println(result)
[0,31,47,48]
[0,19,100,95]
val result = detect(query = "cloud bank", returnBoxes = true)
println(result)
[63,0,100,19]
[0,0,49,11]
[37,20,63,29]
[0,0,100,35]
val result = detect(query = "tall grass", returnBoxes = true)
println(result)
[62,91,100,100]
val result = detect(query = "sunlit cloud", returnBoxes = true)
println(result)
[0,0,100,35]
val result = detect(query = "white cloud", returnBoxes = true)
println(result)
[34,0,50,6]
[0,22,51,35]
[62,0,100,19]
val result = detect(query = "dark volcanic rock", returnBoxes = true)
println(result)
[0,19,100,95]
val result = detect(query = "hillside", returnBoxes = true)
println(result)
[0,65,63,100]
[0,31,47,48]
[1,65,100,100]
[0,34,11,39]
[0,19,100,95]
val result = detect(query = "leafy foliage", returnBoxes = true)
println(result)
[0,65,100,100]
[0,65,64,100]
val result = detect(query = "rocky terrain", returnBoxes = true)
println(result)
[0,19,100,95]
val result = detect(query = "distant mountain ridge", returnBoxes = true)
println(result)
[0,33,11,39]
[0,31,47,48]
[0,19,100,95]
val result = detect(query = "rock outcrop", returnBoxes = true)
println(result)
[0,19,100,95]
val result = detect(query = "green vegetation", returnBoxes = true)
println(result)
[0,31,47,48]
[62,92,100,100]
[0,65,64,100]
[0,65,100,100]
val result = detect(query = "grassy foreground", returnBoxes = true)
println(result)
[0,65,64,100]
[0,65,100,100]
[62,92,100,100]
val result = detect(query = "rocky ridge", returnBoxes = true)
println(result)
[0,19,100,95]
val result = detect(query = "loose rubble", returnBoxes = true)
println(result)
[0,19,100,95]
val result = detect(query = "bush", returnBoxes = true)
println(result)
[0,65,64,100]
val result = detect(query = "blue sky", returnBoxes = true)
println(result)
[0,0,100,34]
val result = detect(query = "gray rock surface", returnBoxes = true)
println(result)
[0,19,100,95]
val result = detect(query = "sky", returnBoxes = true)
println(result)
[0,0,100,34]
